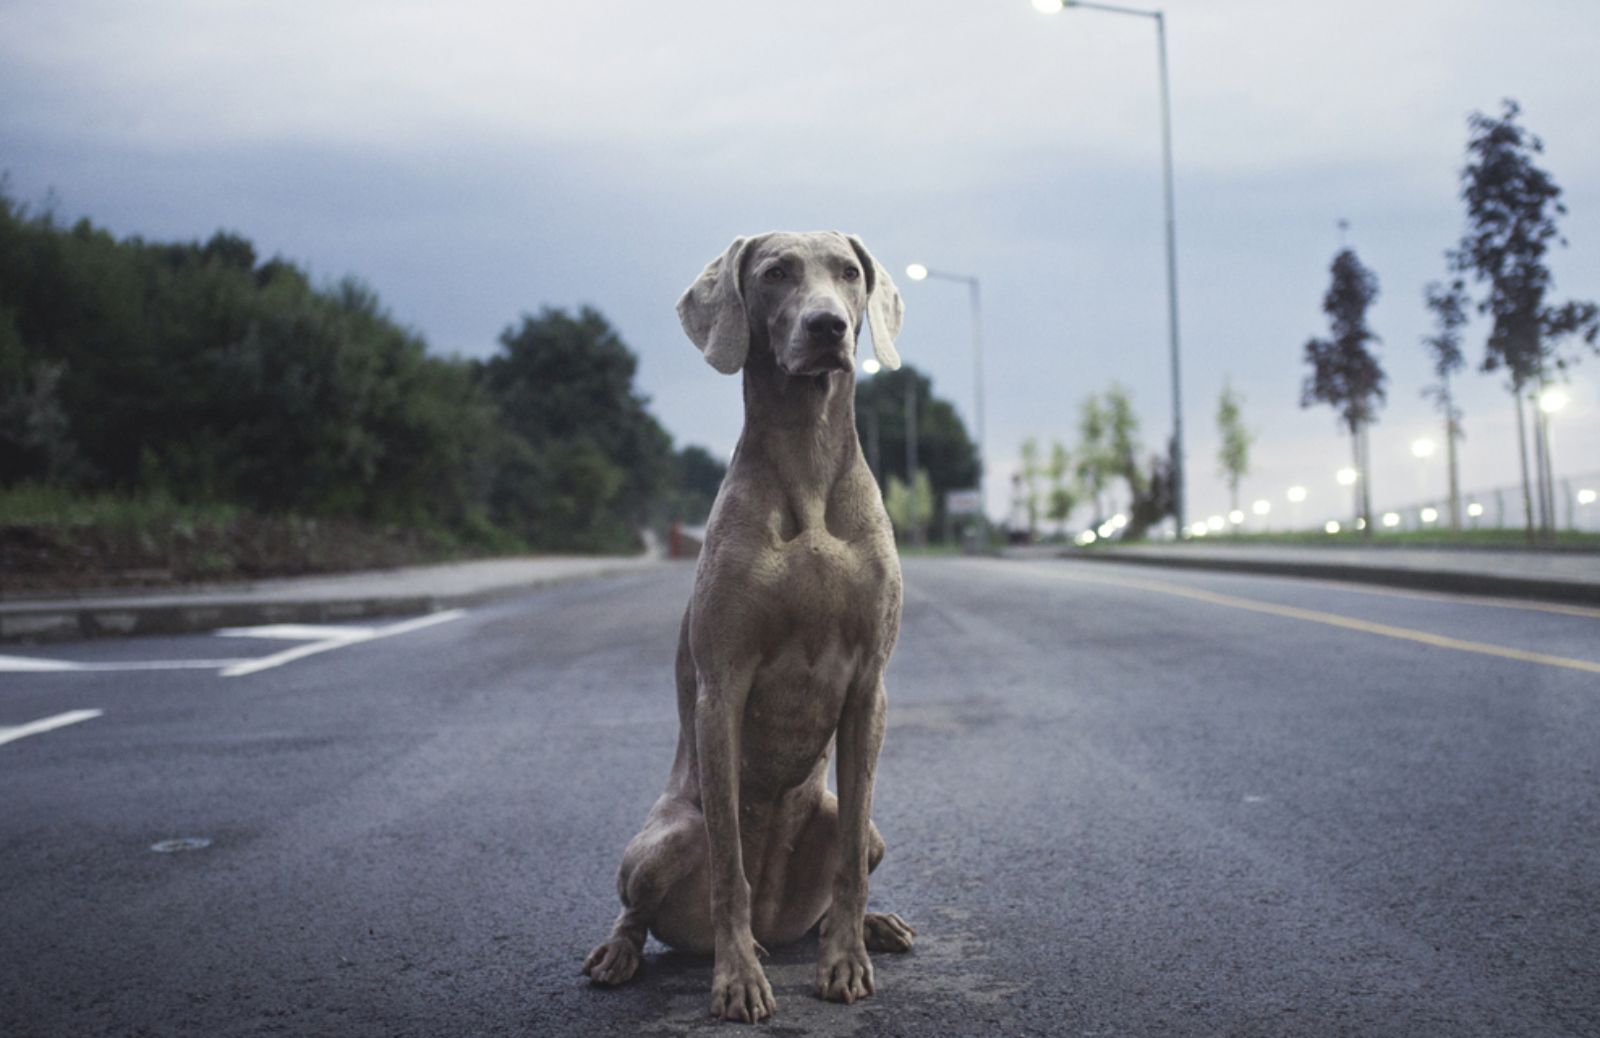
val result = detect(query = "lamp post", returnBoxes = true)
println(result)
[1033,0,1186,535]
[904,263,987,539]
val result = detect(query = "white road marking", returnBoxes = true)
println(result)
[219,609,466,678]
[0,655,84,672]
[0,609,466,678]
[214,623,378,641]
[0,655,250,673]
[0,709,103,747]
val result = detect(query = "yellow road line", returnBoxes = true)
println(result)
[1036,565,1600,676]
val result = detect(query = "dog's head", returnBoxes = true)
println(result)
[677,231,903,376]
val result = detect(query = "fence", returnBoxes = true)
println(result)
[1375,470,1600,533]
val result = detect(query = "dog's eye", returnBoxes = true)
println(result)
[842,266,862,281]
[762,266,786,282]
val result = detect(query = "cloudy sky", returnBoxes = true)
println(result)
[4,0,1598,528]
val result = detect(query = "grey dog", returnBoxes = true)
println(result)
[583,231,915,1023]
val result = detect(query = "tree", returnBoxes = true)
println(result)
[1017,437,1042,539]
[1102,383,1145,508]
[884,469,933,545]
[1074,395,1111,519]
[1045,440,1075,537]
[1215,380,1252,515]
[477,306,674,551]
[855,364,978,539]
[1422,279,1469,529]
[1448,99,1599,539]
[1301,245,1385,534]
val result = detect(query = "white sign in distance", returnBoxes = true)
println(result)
[945,489,982,516]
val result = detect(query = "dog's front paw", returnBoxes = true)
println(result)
[710,952,776,1023]
[816,941,875,1004]
[582,937,641,986]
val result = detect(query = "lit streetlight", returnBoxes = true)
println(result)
[903,262,987,539]
[1286,485,1307,503]
[1410,438,1436,459]
[1251,499,1270,516]
[1032,0,1187,535]
[1336,467,1359,486]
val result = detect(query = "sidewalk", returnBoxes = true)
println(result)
[1053,542,1600,606]
[0,555,665,644]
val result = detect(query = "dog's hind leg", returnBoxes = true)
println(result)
[583,794,708,986]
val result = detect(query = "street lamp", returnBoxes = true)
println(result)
[1410,438,1436,459]
[1336,467,1359,486]
[903,262,987,537]
[1033,0,1186,535]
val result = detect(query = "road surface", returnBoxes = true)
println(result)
[3,557,1597,1036]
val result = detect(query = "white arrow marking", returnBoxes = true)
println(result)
[220,609,466,678]
[0,709,104,747]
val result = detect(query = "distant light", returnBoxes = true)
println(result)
[1097,521,1115,538]
[1336,467,1359,486]
[1420,507,1439,523]
[1579,489,1597,506]
[1076,529,1097,545]
[1031,0,1064,11]
[1206,515,1225,532]
[905,263,929,282]
[1228,509,1244,525]
[1286,485,1308,503]
[1410,438,1436,459]
[1382,512,1401,528]
[1251,499,1271,516]
[1538,387,1570,414]
[1111,512,1128,528]
[1356,517,1367,530]
[1467,502,1485,517]
[1324,520,1341,534]
[861,358,882,375]
[1190,522,1209,537]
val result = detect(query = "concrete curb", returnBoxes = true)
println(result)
[0,562,660,645]
[1061,549,1600,607]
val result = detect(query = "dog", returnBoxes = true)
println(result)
[582,231,914,1023]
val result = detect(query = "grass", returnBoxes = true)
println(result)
[0,483,508,592]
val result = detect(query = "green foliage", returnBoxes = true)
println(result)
[883,469,934,544]
[854,364,978,537]
[0,189,719,560]
[1449,99,1599,389]
[1301,246,1386,436]
[1045,441,1075,533]
[476,307,676,551]
[1215,379,1252,509]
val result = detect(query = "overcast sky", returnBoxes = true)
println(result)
[4,0,1598,529]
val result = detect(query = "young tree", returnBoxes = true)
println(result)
[1018,437,1042,539]
[1301,245,1385,534]
[1103,383,1145,506]
[1422,280,1469,529]
[1045,440,1075,537]
[1215,379,1252,514]
[1448,99,1599,539]
[1074,395,1110,519]
[884,469,934,545]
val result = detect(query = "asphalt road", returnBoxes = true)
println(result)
[3,557,1597,1037]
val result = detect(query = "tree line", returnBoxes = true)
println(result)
[0,189,723,553]
[1299,99,1597,540]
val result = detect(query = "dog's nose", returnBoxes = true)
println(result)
[803,311,849,343]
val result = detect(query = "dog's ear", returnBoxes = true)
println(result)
[846,234,903,371]
[678,235,758,374]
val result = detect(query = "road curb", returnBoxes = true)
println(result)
[1060,549,1600,607]
[0,562,660,645]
